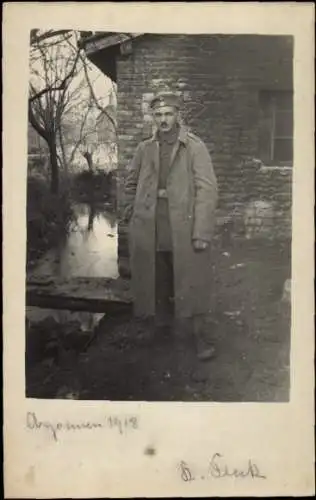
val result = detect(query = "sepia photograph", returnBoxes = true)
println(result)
[25,30,294,403]
[4,3,315,498]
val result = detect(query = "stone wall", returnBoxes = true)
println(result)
[114,35,293,274]
[215,160,292,242]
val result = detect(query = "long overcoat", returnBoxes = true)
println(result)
[124,126,218,319]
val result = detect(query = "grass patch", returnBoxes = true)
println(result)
[27,177,76,268]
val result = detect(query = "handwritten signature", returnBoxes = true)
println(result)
[26,411,139,441]
[178,453,266,481]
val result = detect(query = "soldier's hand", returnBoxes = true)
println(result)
[192,239,209,251]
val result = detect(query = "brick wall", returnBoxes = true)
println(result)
[115,35,293,273]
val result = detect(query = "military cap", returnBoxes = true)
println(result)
[150,91,181,110]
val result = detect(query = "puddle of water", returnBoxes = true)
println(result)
[28,201,117,327]
[32,202,119,279]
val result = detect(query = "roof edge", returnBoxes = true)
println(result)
[79,32,145,55]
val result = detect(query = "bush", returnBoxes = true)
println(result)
[27,177,76,267]
[71,169,116,202]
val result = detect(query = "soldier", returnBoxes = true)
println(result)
[124,91,218,362]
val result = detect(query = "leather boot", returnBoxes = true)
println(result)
[188,315,216,384]
[193,314,216,362]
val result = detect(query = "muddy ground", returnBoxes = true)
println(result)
[26,239,291,402]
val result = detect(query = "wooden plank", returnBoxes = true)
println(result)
[85,34,128,54]
[26,276,133,313]
[84,33,144,55]
[26,291,132,313]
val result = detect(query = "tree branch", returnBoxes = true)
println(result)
[64,35,117,133]
[82,57,117,132]
[30,29,72,46]
[29,33,81,105]
[29,82,68,102]
[28,101,49,142]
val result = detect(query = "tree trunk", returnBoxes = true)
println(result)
[87,202,96,232]
[58,126,68,176]
[48,139,59,194]
[28,103,60,194]
[83,152,93,172]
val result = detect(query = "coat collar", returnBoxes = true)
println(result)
[150,125,188,145]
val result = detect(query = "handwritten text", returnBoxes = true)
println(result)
[178,453,266,482]
[26,411,139,442]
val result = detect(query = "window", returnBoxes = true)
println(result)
[259,90,293,165]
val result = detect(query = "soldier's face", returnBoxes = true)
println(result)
[152,105,179,132]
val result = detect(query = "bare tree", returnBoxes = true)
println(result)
[29,30,117,192]
[29,30,82,193]
[62,36,117,174]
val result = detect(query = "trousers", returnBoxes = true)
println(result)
[154,252,215,355]
[155,251,174,325]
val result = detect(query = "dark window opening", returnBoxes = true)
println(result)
[259,90,293,165]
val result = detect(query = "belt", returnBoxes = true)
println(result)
[157,188,168,199]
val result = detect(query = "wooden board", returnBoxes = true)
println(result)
[84,33,143,55]
[26,276,133,313]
